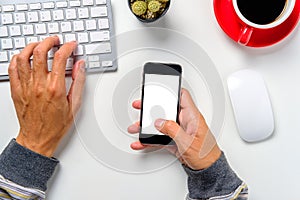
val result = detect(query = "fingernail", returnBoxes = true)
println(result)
[79,60,86,72]
[155,119,165,129]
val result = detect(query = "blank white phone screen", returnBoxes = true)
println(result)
[142,74,180,135]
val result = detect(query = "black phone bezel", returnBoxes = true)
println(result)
[139,62,182,145]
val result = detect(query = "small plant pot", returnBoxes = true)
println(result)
[128,0,171,23]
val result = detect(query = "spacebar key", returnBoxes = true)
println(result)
[0,63,9,76]
[85,43,112,55]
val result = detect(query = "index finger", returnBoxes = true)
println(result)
[180,88,197,110]
[51,41,77,83]
[8,55,21,95]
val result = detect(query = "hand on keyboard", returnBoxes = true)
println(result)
[9,36,86,157]
[0,0,117,80]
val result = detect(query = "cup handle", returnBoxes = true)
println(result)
[238,26,253,46]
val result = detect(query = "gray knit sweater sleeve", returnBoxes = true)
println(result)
[183,152,248,200]
[0,139,59,191]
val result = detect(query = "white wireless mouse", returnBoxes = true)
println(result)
[227,69,274,142]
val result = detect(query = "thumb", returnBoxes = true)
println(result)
[68,60,86,115]
[154,119,189,144]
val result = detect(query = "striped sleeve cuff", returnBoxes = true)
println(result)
[0,175,45,199]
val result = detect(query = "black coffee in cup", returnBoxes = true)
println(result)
[237,0,287,25]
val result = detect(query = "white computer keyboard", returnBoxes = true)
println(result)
[0,0,117,80]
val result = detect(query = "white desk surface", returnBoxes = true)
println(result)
[1,0,300,199]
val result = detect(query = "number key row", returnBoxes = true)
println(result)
[0,1,107,12]
[0,7,108,25]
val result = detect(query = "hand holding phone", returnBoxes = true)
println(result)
[128,88,222,170]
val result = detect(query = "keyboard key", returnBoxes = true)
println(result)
[61,22,72,33]
[56,34,64,45]
[85,43,111,55]
[27,12,39,23]
[56,1,68,8]
[9,26,21,36]
[89,62,101,68]
[77,32,89,43]
[0,63,9,76]
[9,50,20,61]
[48,23,60,34]
[16,4,29,11]
[48,47,59,58]
[102,60,113,67]
[1,39,13,50]
[40,11,52,22]
[91,7,108,18]
[83,0,94,6]
[96,0,107,5]
[78,8,89,19]
[74,45,84,56]
[1,14,13,25]
[90,31,110,42]
[69,1,81,7]
[35,24,47,35]
[64,34,76,42]
[29,3,42,10]
[0,52,8,62]
[66,58,74,70]
[26,37,38,44]
[43,2,55,9]
[0,27,8,37]
[48,60,53,71]
[53,10,64,21]
[39,35,49,41]
[2,5,15,12]
[14,38,26,49]
[86,20,97,30]
[22,25,34,35]
[66,9,77,20]
[73,21,84,32]
[98,18,109,29]
[88,55,99,62]
[14,12,26,24]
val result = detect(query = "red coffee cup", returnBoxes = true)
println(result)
[214,0,300,47]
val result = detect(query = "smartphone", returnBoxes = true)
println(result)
[139,62,182,145]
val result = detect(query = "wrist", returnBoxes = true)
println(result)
[16,134,56,158]
[192,145,222,171]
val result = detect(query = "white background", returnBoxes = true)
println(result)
[0,0,300,199]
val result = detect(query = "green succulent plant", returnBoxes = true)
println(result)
[132,1,147,16]
[148,1,161,12]
[130,0,169,20]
